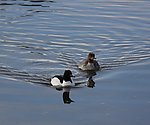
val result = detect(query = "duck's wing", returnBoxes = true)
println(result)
[78,59,88,69]
[93,60,100,70]
[51,75,64,86]
[53,75,63,83]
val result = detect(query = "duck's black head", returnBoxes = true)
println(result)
[63,70,74,82]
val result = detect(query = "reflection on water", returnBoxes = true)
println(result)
[0,65,96,103]
[62,87,74,104]
[87,77,95,88]
[0,0,150,103]
[54,77,96,104]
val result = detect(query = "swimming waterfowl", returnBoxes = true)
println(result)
[50,70,74,87]
[78,52,100,71]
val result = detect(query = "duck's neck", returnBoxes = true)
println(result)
[63,76,72,83]
[86,59,94,63]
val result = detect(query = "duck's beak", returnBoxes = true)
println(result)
[93,56,96,59]
[91,57,96,60]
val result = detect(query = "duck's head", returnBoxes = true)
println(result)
[63,70,74,77]
[63,70,74,82]
[87,52,96,62]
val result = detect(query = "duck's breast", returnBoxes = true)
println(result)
[62,81,74,87]
[79,62,95,70]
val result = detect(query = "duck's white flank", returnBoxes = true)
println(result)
[51,77,62,86]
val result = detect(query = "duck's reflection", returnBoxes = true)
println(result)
[87,76,95,88]
[80,70,96,88]
[55,87,74,104]
[63,87,74,104]
[61,76,95,104]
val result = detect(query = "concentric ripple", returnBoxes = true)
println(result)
[0,0,150,84]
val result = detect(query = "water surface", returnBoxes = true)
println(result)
[0,0,149,76]
[0,0,150,124]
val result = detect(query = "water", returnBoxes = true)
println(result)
[0,0,150,81]
[0,0,150,124]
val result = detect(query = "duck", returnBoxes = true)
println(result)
[78,52,100,71]
[50,70,74,87]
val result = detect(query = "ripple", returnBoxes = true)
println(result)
[0,0,150,85]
